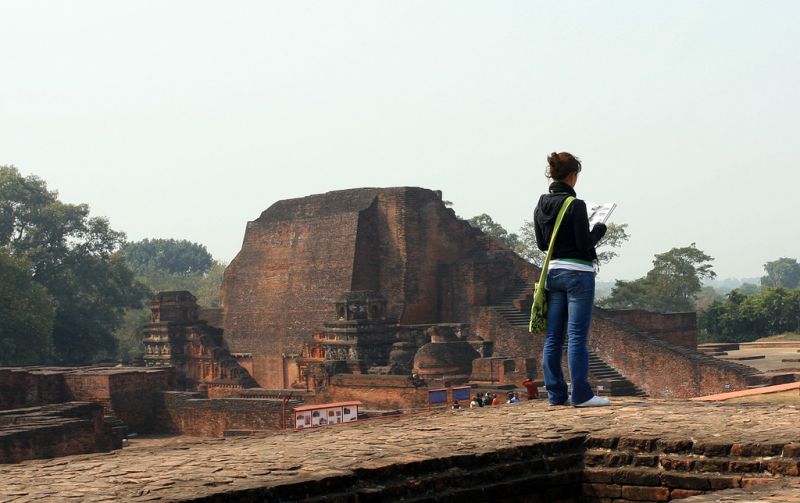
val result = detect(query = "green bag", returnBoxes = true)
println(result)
[529,196,575,334]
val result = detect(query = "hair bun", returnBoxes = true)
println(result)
[545,152,581,180]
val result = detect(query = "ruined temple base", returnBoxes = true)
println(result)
[1,398,799,502]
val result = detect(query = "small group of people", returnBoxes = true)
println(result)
[466,391,522,408]
[453,379,541,409]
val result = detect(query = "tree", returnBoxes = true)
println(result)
[121,238,224,307]
[0,251,55,365]
[122,238,214,276]
[516,220,630,267]
[603,243,716,312]
[114,240,227,361]
[761,257,800,289]
[699,287,800,342]
[0,166,148,363]
[467,214,522,250]
[468,213,629,267]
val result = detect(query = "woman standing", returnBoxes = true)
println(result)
[533,152,609,407]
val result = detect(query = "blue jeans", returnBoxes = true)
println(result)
[542,269,595,405]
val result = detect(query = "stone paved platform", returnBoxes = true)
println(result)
[0,398,798,502]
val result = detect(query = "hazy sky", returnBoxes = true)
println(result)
[2,1,798,281]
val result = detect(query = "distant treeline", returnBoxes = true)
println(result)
[0,166,225,366]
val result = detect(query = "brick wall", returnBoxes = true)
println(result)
[601,309,697,349]
[470,307,541,361]
[470,357,536,385]
[315,374,429,410]
[0,402,120,463]
[221,190,374,388]
[0,367,171,432]
[0,369,69,410]
[62,369,172,432]
[155,392,287,436]
[107,371,172,431]
[590,313,759,398]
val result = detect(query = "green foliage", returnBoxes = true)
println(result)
[470,214,630,268]
[602,243,715,312]
[112,307,151,363]
[122,238,213,276]
[0,251,55,365]
[699,286,800,342]
[467,214,522,250]
[738,282,761,295]
[515,219,542,264]
[113,242,227,361]
[130,259,226,308]
[0,166,148,364]
[596,223,630,266]
[761,257,800,289]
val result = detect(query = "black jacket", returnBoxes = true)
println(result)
[533,182,606,263]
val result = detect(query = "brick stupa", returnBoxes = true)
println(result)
[220,187,534,389]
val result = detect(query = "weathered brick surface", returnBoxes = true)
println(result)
[613,468,661,486]
[763,459,800,476]
[583,482,622,497]
[0,369,68,410]
[618,436,659,452]
[784,443,800,457]
[694,457,728,472]
[65,370,171,432]
[583,467,616,483]
[656,438,693,453]
[730,441,785,457]
[0,367,171,432]
[661,473,711,490]
[0,402,120,463]
[0,399,798,501]
[601,310,697,349]
[727,459,763,473]
[660,456,696,471]
[590,311,760,398]
[691,441,732,457]
[316,381,429,410]
[155,392,288,436]
[621,485,670,501]
[707,475,742,489]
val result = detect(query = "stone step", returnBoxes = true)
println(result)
[491,281,648,398]
[277,432,794,502]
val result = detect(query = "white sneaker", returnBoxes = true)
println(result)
[574,396,610,407]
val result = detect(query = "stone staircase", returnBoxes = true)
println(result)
[491,279,647,397]
[588,352,647,397]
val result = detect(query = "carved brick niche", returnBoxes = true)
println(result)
[143,291,257,396]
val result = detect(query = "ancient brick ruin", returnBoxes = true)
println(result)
[143,291,257,397]
[2,186,800,502]
[215,186,768,402]
[220,187,534,391]
[0,366,171,463]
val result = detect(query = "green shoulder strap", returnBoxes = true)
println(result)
[539,196,575,290]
